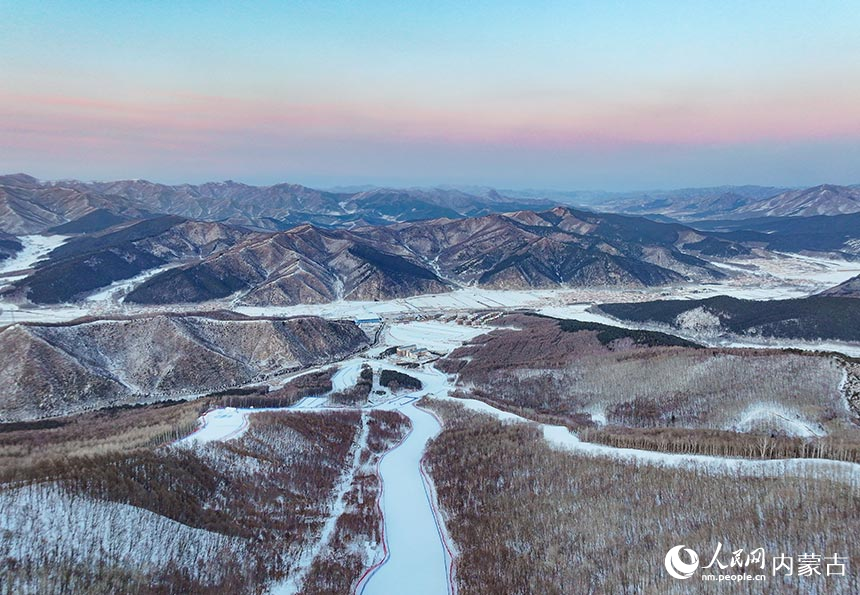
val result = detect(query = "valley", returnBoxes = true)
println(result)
[6,2,860,592]
[2,175,860,595]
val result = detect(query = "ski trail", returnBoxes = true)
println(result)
[359,403,452,595]
[436,393,860,487]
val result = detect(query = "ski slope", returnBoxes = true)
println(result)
[178,359,458,595]
[357,402,453,595]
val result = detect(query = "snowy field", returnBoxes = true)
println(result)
[384,320,490,354]
[0,234,67,289]
[358,403,451,595]
[85,263,183,302]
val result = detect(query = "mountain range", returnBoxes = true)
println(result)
[4,173,860,307]
[5,174,860,237]
[0,174,551,235]
[592,184,860,221]
[7,206,744,306]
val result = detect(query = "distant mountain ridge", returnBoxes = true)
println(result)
[594,184,860,221]
[0,174,553,234]
[5,174,860,236]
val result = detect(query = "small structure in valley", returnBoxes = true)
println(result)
[395,344,432,360]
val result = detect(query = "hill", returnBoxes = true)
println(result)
[597,295,860,343]
[0,313,368,421]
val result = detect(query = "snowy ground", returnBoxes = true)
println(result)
[166,311,860,592]
[0,234,68,289]
[0,482,240,587]
[358,403,451,595]
[85,263,183,302]
[384,320,490,354]
[271,415,371,595]
[732,403,824,438]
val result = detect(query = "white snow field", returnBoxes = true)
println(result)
[84,263,182,302]
[179,406,251,445]
[0,234,67,288]
[732,403,824,438]
[385,320,489,354]
[331,357,364,392]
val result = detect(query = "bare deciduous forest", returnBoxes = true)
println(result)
[423,400,860,595]
[441,314,860,462]
[0,408,410,595]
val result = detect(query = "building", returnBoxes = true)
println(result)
[354,315,382,325]
[396,344,417,358]
[395,344,432,360]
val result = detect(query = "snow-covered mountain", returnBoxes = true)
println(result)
[731,184,860,218]
[0,312,368,421]
[0,174,552,234]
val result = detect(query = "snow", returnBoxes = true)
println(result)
[272,415,371,595]
[358,403,451,595]
[0,302,92,325]
[539,302,860,358]
[179,407,251,445]
[3,250,860,355]
[6,304,859,593]
[331,358,364,393]
[732,404,823,438]
[443,394,530,424]
[0,483,239,581]
[431,392,860,487]
[0,234,68,288]
[385,320,490,355]
[541,424,860,486]
[84,263,181,302]
[235,288,554,321]
[176,358,460,595]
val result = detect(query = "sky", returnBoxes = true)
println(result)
[1,0,859,190]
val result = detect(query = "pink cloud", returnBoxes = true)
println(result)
[1,89,859,164]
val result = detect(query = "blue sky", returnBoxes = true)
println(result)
[1,1,859,189]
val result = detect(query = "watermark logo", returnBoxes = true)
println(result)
[664,545,700,579]
[664,543,848,583]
